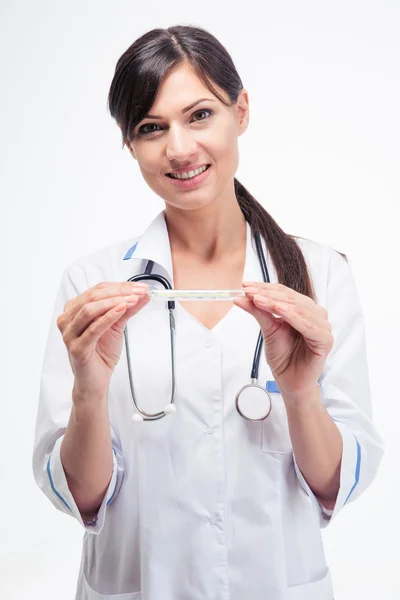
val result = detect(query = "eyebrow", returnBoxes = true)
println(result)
[144,98,217,120]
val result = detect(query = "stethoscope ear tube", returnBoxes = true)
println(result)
[254,230,270,284]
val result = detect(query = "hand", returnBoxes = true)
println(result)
[233,281,334,401]
[57,281,149,400]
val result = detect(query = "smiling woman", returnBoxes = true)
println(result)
[32,23,384,600]
[107,25,316,300]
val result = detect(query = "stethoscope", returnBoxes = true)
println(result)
[124,228,273,423]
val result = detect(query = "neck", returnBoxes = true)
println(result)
[164,196,246,263]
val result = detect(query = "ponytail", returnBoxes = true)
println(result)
[234,178,317,301]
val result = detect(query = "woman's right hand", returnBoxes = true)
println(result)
[57,281,150,399]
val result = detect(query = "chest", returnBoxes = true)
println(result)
[172,253,245,330]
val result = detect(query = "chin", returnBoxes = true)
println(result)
[166,196,217,212]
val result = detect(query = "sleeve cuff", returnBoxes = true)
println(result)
[293,419,360,528]
[46,435,119,534]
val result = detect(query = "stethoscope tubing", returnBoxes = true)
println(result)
[124,228,271,422]
[124,271,176,420]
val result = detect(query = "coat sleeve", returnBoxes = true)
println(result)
[292,247,385,528]
[32,264,125,535]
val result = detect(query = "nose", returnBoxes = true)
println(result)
[165,125,198,162]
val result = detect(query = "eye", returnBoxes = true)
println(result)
[137,108,213,137]
[192,108,213,122]
[139,123,162,135]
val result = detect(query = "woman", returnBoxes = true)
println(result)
[33,25,384,600]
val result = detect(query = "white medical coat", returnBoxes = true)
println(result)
[32,210,384,600]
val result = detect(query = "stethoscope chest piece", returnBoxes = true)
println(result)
[235,379,272,422]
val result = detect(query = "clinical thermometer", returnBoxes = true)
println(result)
[147,289,246,301]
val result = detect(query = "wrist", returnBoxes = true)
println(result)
[280,382,322,411]
[72,383,109,408]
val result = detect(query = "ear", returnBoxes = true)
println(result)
[236,89,250,137]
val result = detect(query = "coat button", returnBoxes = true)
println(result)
[209,517,217,526]
[206,427,214,435]
[204,340,213,348]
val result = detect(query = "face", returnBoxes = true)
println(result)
[124,62,249,212]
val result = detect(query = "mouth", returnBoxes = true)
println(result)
[166,164,211,179]
[165,164,212,189]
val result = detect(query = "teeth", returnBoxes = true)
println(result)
[169,165,208,179]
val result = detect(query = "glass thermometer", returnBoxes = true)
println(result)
[147,289,246,301]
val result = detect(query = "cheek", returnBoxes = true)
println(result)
[136,157,161,186]
[210,121,239,160]
[137,157,170,196]
[136,152,157,174]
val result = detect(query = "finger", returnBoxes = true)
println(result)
[243,283,315,310]
[244,285,328,321]
[252,295,330,328]
[77,294,151,355]
[253,295,332,340]
[64,281,148,322]
[63,291,148,342]
[69,302,132,360]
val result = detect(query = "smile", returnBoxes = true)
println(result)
[165,165,212,189]
[167,165,210,180]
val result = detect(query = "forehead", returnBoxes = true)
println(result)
[149,64,224,112]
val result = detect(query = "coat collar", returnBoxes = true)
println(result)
[122,209,277,286]
[123,210,173,281]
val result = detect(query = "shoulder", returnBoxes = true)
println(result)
[293,235,347,261]
[292,235,347,267]
[62,235,142,292]
[291,235,350,303]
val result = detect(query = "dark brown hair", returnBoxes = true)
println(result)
[108,25,321,300]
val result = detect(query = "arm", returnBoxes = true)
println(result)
[284,384,343,510]
[290,248,385,527]
[60,388,113,520]
[33,265,124,533]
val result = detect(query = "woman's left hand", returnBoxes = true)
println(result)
[234,282,334,402]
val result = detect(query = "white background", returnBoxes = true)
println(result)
[1,1,399,598]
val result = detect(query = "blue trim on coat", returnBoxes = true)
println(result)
[344,437,361,505]
[331,418,361,505]
[106,447,118,506]
[46,455,72,512]
[123,242,138,260]
[266,380,280,393]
